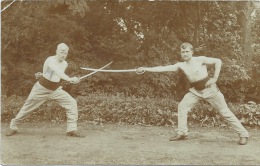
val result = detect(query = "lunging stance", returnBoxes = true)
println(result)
[137,42,249,145]
[5,43,84,137]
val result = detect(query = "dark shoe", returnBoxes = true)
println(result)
[169,134,188,141]
[66,131,85,138]
[238,137,248,145]
[5,129,17,136]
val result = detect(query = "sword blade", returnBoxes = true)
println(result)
[80,67,136,72]
[79,61,113,80]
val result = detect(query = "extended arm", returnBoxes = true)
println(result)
[48,61,79,84]
[137,63,180,73]
[48,61,71,81]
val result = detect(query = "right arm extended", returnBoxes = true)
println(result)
[137,63,180,73]
[47,61,79,84]
[48,61,72,81]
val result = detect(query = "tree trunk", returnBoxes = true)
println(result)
[192,2,200,47]
[237,2,254,68]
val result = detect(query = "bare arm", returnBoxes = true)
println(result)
[137,63,180,73]
[201,56,222,79]
[49,62,80,84]
[200,56,222,86]
[48,61,72,81]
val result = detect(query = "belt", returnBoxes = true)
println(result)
[39,77,60,91]
[190,76,210,91]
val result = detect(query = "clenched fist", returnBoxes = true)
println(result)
[70,77,80,84]
[35,72,43,79]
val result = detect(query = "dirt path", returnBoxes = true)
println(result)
[1,122,260,165]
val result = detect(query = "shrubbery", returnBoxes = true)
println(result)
[229,102,260,126]
[2,93,260,128]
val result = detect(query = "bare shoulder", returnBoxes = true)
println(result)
[63,61,68,67]
[174,62,184,71]
[45,56,56,62]
[176,61,184,67]
[194,56,207,61]
[44,56,54,65]
[195,56,221,65]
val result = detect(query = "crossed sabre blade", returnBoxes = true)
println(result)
[79,61,113,80]
[80,66,145,75]
[36,61,143,83]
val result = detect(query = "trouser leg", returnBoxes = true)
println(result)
[10,82,48,130]
[50,89,78,132]
[177,92,200,135]
[206,91,249,138]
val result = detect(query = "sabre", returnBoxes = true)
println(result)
[80,67,145,74]
[79,61,113,80]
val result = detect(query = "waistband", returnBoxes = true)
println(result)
[39,77,60,91]
[190,76,210,91]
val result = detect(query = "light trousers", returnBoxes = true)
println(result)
[10,82,78,132]
[177,84,249,138]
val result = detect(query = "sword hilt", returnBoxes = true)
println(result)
[135,69,145,75]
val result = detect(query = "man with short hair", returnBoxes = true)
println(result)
[5,43,84,137]
[137,42,249,145]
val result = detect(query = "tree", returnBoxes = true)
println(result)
[1,1,258,101]
[237,1,255,67]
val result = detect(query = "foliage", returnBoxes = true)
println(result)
[217,57,251,102]
[1,95,26,121]
[229,102,260,126]
[1,1,260,104]
[76,93,178,126]
[2,94,260,128]
[1,94,66,124]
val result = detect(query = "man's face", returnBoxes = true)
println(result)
[181,47,193,61]
[56,47,69,62]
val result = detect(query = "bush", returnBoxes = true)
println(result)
[1,95,65,123]
[76,93,179,126]
[229,102,260,126]
[2,93,260,128]
[1,95,27,122]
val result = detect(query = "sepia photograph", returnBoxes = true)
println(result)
[1,0,260,165]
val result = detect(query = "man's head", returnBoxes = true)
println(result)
[180,42,193,61]
[56,43,69,62]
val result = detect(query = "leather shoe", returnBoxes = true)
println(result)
[66,131,85,138]
[238,137,248,145]
[5,129,17,136]
[169,134,188,141]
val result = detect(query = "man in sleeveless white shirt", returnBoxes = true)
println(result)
[5,43,84,137]
[137,42,249,145]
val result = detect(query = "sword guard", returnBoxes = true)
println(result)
[135,69,145,75]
